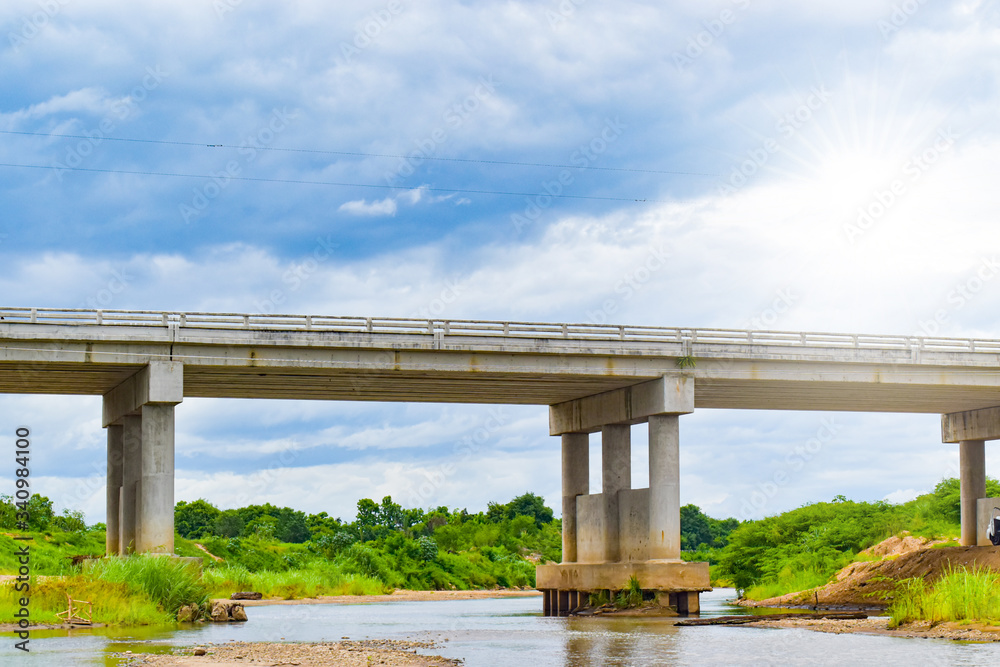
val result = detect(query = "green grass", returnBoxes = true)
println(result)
[203,562,390,600]
[888,566,1000,627]
[0,530,106,575]
[0,555,209,625]
[744,565,837,601]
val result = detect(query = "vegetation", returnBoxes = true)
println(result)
[888,566,1000,627]
[713,478,989,599]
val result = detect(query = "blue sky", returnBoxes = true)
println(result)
[2,0,999,525]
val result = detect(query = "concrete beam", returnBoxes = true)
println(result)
[549,375,693,435]
[102,361,183,427]
[942,406,1000,443]
[535,560,710,593]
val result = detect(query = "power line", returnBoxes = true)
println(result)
[0,162,665,203]
[0,129,719,177]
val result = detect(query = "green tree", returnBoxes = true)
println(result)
[356,498,381,541]
[175,499,221,538]
[214,509,244,538]
[506,492,553,526]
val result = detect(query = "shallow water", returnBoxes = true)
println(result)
[2,589,1000,665]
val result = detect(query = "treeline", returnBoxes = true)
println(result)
[0,493,87,532]
[710,477,985,599]
[174,491,561,590]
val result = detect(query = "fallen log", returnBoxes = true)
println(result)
[674,611,868,626]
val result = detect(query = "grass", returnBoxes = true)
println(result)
[888,566,1000,627]
[203,562,391,600]
[0,554,209,626]
[744,567,834,601]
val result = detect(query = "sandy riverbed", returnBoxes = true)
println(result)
[123,639,460,666]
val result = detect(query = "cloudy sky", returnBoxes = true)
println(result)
[2,0,999,525]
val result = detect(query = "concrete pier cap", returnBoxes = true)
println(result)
[548,375,693,436]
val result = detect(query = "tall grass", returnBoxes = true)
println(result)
[888,566,1000,627]
[0,555,208,625]
[86,555,208,616]
[203,563,390,600]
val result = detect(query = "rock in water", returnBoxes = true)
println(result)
[176,604,199,622]
[230,604,248,622]
[210,602,230,622]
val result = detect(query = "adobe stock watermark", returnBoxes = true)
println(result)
[914,257,1000,338]
[672,0,751,71]
[383,75,499,187]
[844,126,958,244]
[337,1,405,66]
[78,267,132,310]
[545,0,587,28]
[718,86,832,196]
[253,234,339,314]
[510,117,626,233]
[409,278,465,320]
[743,288,797,331]
[403,407,509,509]
[179,107,297,224]
[738,417,842,520]
[7,0,70,52]
[52,66,169,181]
[877,0,929,40]
[587,245,672,325]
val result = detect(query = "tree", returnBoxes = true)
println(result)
[214,509,244,538]
[356,498,381,541]
[51,508,86,533]
[504,493,554,526]
[175,499,221,538]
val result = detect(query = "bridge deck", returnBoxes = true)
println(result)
[1,308,998,412]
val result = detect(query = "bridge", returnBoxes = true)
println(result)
[2,307,999,614]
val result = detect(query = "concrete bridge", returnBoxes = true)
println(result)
[2,307,1000,614]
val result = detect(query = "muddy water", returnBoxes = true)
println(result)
[2,589,1000,665]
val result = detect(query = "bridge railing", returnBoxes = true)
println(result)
[2,307,998,353]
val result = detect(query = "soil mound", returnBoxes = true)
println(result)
[741,533,1000,609]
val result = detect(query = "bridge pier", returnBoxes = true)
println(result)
[538,375,710,616]
[942,406,1000,546]
[103,362,183,555]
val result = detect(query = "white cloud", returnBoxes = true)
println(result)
[338,197,398,216]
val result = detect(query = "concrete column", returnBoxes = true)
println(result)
[120,415,142,554]
[138,404,175,554]
[601,424,630,562]
[562,433,589,563]
[105,424,124,555]
[649,414,681,560]
[960,439,986,546]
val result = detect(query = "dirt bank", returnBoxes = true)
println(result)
[124,639,459,666]
[739,533,1000,609]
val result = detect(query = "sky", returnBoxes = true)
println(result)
[1,0,999,526]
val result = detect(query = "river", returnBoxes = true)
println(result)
[2,589,999,665]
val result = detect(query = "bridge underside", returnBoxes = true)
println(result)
[2,360,1000,413]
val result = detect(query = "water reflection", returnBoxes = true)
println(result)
[4,590,1000,666]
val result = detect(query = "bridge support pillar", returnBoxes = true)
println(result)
[105,424,123,555]
[601,424,630,562]
[942,407,1000,547]
[960,440,986,547]
[540,375,708,616]
[561,433,589,563]
[103,362,183,555]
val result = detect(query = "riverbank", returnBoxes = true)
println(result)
[743,616,1000,642]
[736,534,1000,610]
[124,639,460,666]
